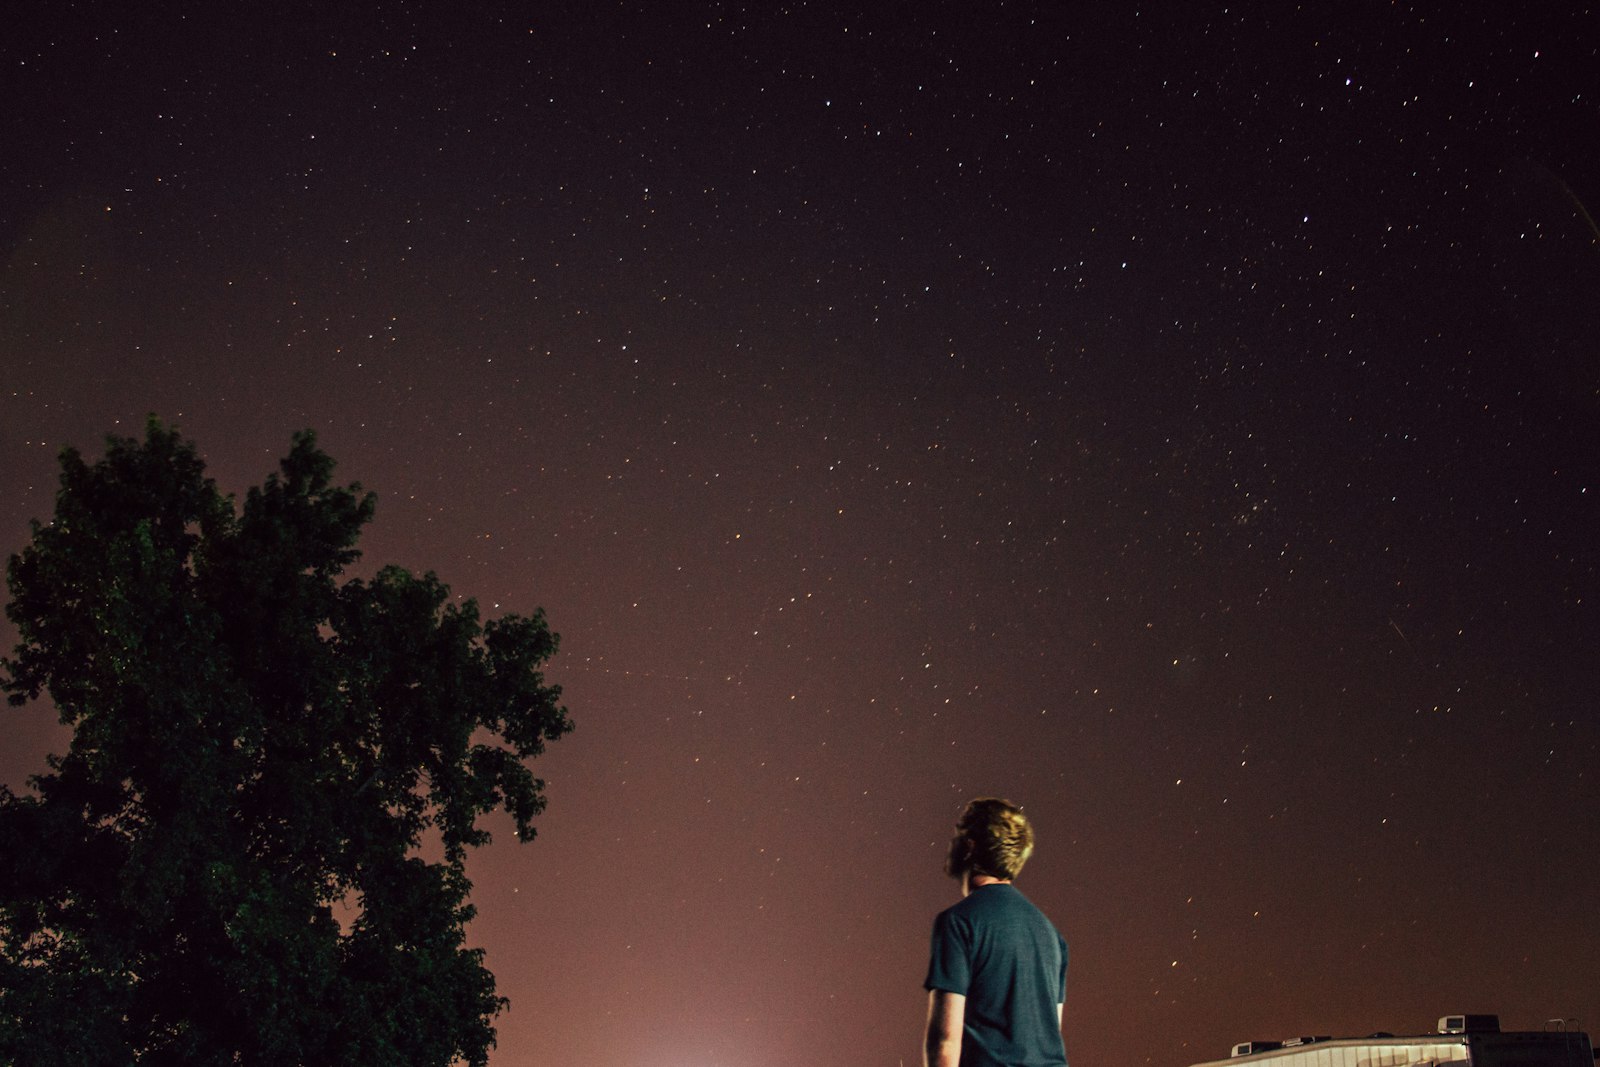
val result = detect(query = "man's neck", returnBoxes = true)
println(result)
[962,872,1012,897]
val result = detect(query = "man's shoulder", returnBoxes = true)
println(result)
[937,884,1062,931]
[966,883,1027,910]
[931,888,998,935]
[971,885,1065,938]
[931,895,972,929]
[937,884,1019,925]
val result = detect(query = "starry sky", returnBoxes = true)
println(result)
[3,3,1598,1065]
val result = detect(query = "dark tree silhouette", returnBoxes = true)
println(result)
[0,421,571,1066]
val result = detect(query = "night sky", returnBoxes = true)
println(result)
[3,4,1598,1065]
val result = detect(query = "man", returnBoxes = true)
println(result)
[923,798,1068,1067]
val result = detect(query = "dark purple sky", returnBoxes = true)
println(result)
[3,4,1598,1064]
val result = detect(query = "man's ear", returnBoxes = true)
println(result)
[945,833,974,877]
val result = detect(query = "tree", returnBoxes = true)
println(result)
[0,420,571,1066]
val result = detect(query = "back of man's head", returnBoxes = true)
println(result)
[947,797,1034,881]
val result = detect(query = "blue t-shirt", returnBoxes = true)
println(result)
[925,883,1068,1067]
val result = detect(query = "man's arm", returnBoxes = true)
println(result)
[923,989,965,1067]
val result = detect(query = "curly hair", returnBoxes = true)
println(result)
[945,797,1035,881]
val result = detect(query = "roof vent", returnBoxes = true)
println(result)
[1232,1041,1282,1057]
[1439,1015,1500,1034]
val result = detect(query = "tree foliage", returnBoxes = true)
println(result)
[0,421,571,1066]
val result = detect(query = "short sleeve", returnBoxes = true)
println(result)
[924,910,971,995]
